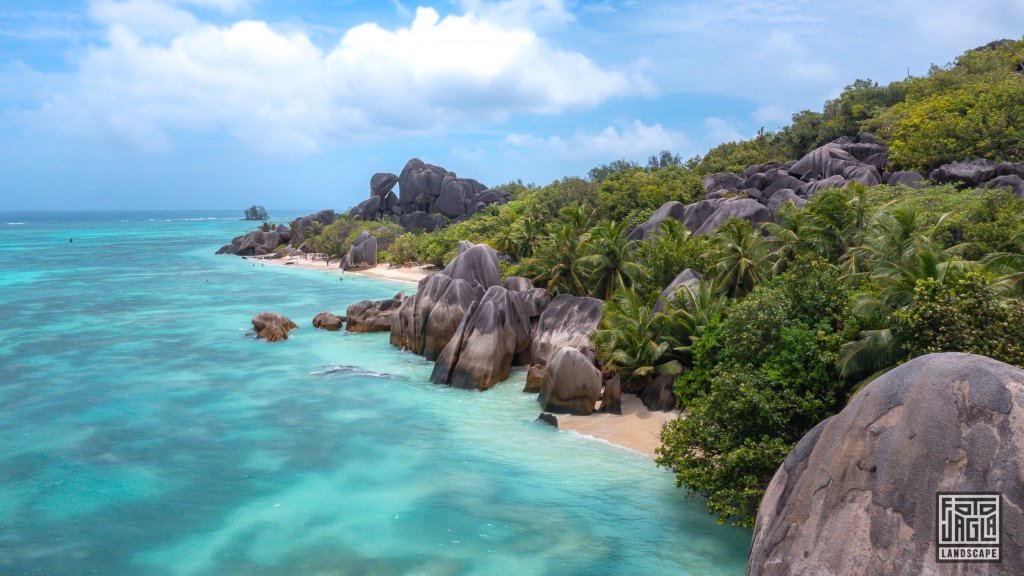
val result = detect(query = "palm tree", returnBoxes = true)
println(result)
[522,222,587,296]
[838,207,972,380]
[804,183,872,272]
[592,287,682,393]
[709,219,766,299]
[513,215,543,259]
[559,204,594,235]
[762,202,819,277]
[983,216,1024,296]
[578,220,647,300]
[492,225,519,259]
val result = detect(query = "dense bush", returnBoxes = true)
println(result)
[658,260,852,527]
[895,273,1024,364]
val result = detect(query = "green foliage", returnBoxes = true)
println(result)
[634,221,712,303]
[594,164,704,225]
[593,287,683,393]
[658,260,851,527]
[244,205,268,220]
[709,219,766,298]
[895,273,1024,365]
[872,39,1024,171]
[309,216,403,260]
[690,130,788,176]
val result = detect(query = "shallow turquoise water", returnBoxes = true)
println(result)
[0,212,750,575]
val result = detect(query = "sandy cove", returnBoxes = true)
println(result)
[249,252,676,458]
[554,395,678,459]
[250,253,434,284]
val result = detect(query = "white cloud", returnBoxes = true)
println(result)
[35,2,641,154]
[505,120,688,160]
[752,104,789,125]
[458,0,575,29]
[703,116,743,144]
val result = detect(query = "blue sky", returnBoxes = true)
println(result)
[1,0,1022,211]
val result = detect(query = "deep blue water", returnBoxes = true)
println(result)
[0,211,750,575]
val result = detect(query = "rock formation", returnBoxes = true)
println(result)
[352,159,511,232]
[747,353,1024,575]
[530,294,604,367]
[342,231,377,271]
[312,312,345,331]
[346,292,405,333]
[537,347,603,415]
[430,285,533,390]
[652,269,703,313]
[251,312,298,342]
[389,243,501,359]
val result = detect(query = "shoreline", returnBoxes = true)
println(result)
[553,395,678,459]
[250,252,673,460]
[250,253,434,284]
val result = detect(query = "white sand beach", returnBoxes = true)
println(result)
[554,395,679,459]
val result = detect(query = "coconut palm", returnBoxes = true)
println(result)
[804,183,872,271]
[513,215,543,259]
[521,222,587,296]
[709,219,766,299]
[578,220,647,300]
[983,216,1024,296]
[761,202,819,277]
[592,287,682,393]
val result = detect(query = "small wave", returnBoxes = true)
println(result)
[6,222,25,225]
[311,364,392,378]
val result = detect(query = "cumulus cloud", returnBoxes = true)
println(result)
[505,120,688,160]
[703,116,743,144]
[37,1,641,154]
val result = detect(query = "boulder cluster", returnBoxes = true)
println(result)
[350,158,512,232]
[632,137,1024,241]
[377,242,623,415]
[216,209,334,256]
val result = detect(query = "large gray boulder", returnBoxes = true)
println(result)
[531,294,603,367]
[342,231,377,271]
[748,353,1024,576]
[627,201,687,240]
[390,244,500,359]
[762,175,805,199]
[442,243,501,289]
[986,174,1024,197]
[217,230,281,256]
[430,285,533,390]
[537,347,603,415]
[400,211,438,232]
[798,175,846,198]
[346,292,404,333]
[929,159,998,187]
[371,172,399,198]
[652,269,703,313]
[291,210,335,238]
[312,312,344,331]
[398,158,453,214]
[639,372,677,411]
[702,173,745,193]
[887,170,924,188]
[694,197,771,236]
[996,162,1024,178]
[843,164,882,186]
[767,189,806,216]
[789,142,859,179]
[251,312,298,342]
[682,198,727,233]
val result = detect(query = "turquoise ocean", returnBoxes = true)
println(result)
[0,211,750,575]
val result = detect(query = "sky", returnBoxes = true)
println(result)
[1,1,1023,212]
